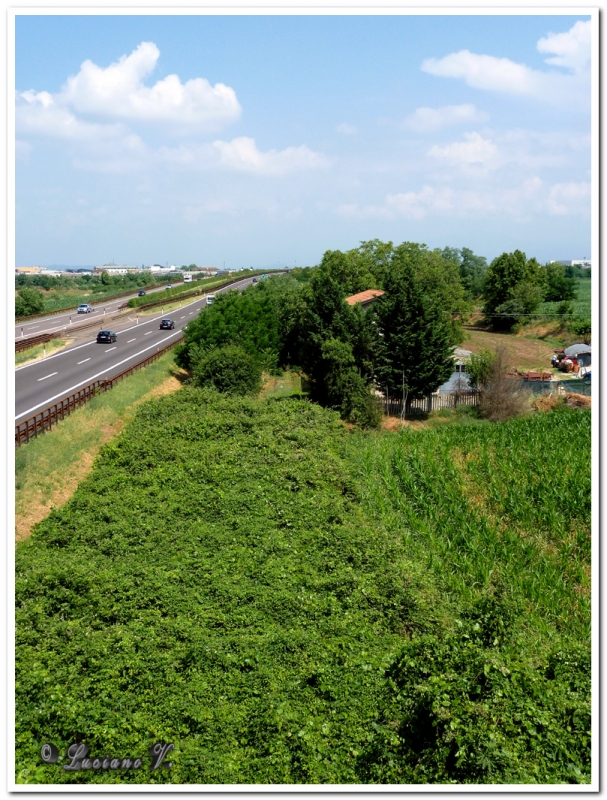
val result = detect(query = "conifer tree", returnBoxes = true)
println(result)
[372,261,454,400]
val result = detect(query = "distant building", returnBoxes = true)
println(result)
[550,259,591,269]
[144,265,177,273]
[344,289,385,311]
[94,265,138,275]
[15,266,45,274]
[191,266,218,277]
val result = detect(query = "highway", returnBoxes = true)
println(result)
[15,276,258,421]
[14,280,181,339]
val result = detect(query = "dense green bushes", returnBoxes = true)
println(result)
[192,346,262,395]
[15,287,45,317]
[364,619,590,783]
[15,394,591,785]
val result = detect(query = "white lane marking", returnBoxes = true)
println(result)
[16,339,96,371]
[37,372,58,381]
[15,278,268,372]
[127,338,136,343]
[144,331,153,336]
[105,346,117,352]
[180,315,185,319]
[16,331,182,420]
[28,326,39,330]
[189,312,193,315]
[77,358,91,365]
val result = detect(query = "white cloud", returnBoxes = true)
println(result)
[336,177,587,221]
[159,137,330,176]
[547,181,590,215]
[428,131,498,167]
[537,20,591,73]
[420,20,590,106]
[337,185,494,220]
[16,41,241,142]
[16,44,327,177]
[336,123,357,135]
[403,104,488,132]
[422,50,540,95]
[58,42,241,128]
[17,90,129,142]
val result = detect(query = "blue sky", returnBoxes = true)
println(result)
[15,13,592,268]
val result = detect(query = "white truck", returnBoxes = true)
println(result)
[183,273,193,283]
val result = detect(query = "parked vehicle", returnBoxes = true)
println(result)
[97,330,117,343]
[138,290,146,297]
[77,303,92,314]
[206,294,215,306]
[166,284,173,290]
[159,319,175,330]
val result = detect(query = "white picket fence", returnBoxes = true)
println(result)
[383,391,481,417]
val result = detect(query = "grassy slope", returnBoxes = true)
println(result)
[15,395,591,785]
[15,351,184,541]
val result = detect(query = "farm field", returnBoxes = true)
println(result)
[15,390,591,785]
[538,277,592,320]
[460,328,557,372]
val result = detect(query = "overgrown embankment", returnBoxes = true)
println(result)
[15,393,591,784]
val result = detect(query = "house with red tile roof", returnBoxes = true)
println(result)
[344,289,385,310]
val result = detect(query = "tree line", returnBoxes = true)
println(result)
[176,240,589,426]
[14,271,181,317]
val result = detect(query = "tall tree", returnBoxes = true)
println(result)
[543,262,578,302]
[372,260,454,400]
[483,250,546,328]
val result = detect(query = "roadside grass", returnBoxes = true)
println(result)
[15,350,186,542]
[15,338,72,366]
[15,390,590,784]
[135,296,204,318]
[260,370,303,398]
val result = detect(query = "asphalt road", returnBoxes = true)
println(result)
[14,281,183,339]
[15,276,259,421]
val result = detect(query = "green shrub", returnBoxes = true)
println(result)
[362,615,590,784]
[16,287,45,317]
[192,345,262,396]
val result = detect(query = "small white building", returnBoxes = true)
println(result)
[551,259,591,269]
[94,265,137,275]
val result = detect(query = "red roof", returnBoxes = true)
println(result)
[344,289,385,306]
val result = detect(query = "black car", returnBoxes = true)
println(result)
[160,319,175,330]
[97,330,117,343]
[138,290,147,296]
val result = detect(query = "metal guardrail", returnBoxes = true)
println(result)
[15,336,183,447]
[15,332,59,353]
